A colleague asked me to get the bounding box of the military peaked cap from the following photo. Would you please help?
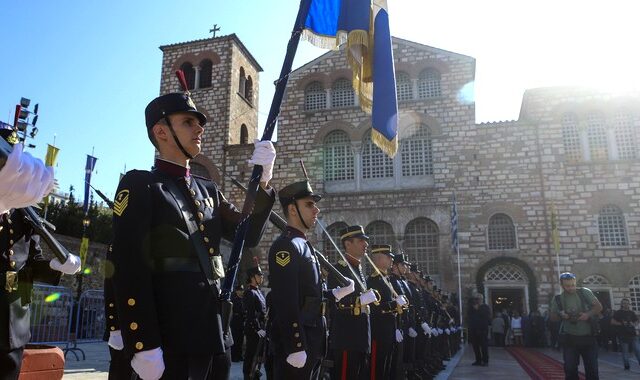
[278,180,321,207]
[393,253,410,265]
[145,92,207,129]
[339,225,369,241]
[370,244,393,258]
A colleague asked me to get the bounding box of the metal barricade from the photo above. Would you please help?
[65,289,105,360]
[29,284,74,346]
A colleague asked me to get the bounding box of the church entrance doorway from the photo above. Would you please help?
[489,288,525,315]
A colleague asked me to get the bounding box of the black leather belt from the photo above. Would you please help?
[154,257,202,272]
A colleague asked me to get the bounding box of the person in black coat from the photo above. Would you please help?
[230,284,245,362]
[468,293,491,366]
[1,136,81,380]
[110,92,276,380]
[327,225,377,380]
[242,260,267,380]
[267,180,355,380]
[367,245,406,380]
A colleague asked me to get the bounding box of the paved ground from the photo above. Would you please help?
[57,341,640,379]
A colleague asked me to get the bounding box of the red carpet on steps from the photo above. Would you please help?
[506,346,586,380]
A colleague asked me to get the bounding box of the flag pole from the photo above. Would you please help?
[454,192,463,340]
[221,0,314,302]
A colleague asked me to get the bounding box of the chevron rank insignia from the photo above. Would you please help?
[113,189,130,216]
[275,251,291,267]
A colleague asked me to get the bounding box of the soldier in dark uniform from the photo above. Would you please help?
[327,225,377,380]
[242,260,266,380]
[389,253,418,380]
[267,180,355,379]
[1,133,82,380]
[230,284,245,362]
[110,92,276,379]
[104,245,133,380]
[367,245,407,380]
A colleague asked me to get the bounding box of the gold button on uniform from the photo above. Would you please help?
[204,237,210,243]
[292,323,298,328]
[197,212,204,220]
[110,326,115,331]
[209,248,215,254]
[9,240,13,245]
[199,225,205,231]
[109,303,114,307]
[296,343,302,347]
[130,322,138,330]
[9,261,16,268]
[190,189,196,196]
[195,200,201,207]
[135,342,144,350]
[109,315,114,320]
[294,333,300,337]
[8,250,13,256]
[128,298,136,306]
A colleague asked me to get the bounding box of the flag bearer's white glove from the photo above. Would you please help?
[332,278,355,301]
[286,350,307,368]
[248,140,276,184]
[131,347,164,380]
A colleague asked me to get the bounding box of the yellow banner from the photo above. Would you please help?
[551,205,560,252]
[45,144,60,166]
[79,237,90,267]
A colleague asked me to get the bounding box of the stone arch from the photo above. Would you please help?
[312,120,359,145]
[475,257,538,312]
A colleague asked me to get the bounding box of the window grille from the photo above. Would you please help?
[614,112,637,159]
[323,130,354,181]
[587,113,608,160]
[365,221,396,250]
[396,72,413,101]
[305,81,326,111]
[418,68,441,98]
[404,218,439,274]
[598,205,627,247]
[361,132,394,179]
[488,214,517,250]
[630,275,640,311]
[484,264,527,283]
[562,113,582,161]
[400,124,433,176]
[331,78,354,108]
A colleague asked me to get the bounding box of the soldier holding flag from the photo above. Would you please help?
[110,90,276,379]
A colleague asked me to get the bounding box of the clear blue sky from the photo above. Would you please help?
[2,0,638,204]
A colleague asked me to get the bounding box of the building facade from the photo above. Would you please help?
[157,35,640,314]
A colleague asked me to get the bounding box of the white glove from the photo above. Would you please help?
[395,329,403,343]
[108,330,124,350]
[421,322,431,335]
[49,254,81,275]
[438,328,443,334]
[332,278,355,301]
[445,328,451,335]
[395,295,408,306]
[432,329,439,337]
[131,347,165,380]
[408,327,418,338]
[359,289,377,306]
[257,329,266,338]
[286,350,307,368]
[0,143,55,214]
[247,140,276,183]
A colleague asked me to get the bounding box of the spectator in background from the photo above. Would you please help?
[511,311,523,346]
[230,285,245,362]
[550,272,602,380]
[491,313,505,347]
[468,294,491,366]
[611,298,640,371]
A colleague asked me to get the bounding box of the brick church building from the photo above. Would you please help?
[155,34,640,315]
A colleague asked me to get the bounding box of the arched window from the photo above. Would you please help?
[396,71,412,101]
[240,124,249,144]
[562,113,581,161]
[587,113,608,161]
[488,214,516,250]
[324,130,354,181]
[418,68,441,99]
[361,131,394,179]
[305,81,326,111]
[180,62,196,90]
[484,264,528,283]
[598,205,627,247]
[365,221,396,250]
[245,76,254,104]
[400,123,433,176]
[239,67,247,95]
[581,274,611,287]
[323,222,348,262]
[199,59,213,88]
[630,275,640,311]
[404,218,439,274]
[331,78,354,108]
[614,112,637,159]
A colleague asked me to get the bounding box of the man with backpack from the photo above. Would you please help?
[550,272,603,380]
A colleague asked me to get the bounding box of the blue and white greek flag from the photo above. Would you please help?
[451,193,459,252]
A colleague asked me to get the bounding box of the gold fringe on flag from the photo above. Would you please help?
[371,128,398,158]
